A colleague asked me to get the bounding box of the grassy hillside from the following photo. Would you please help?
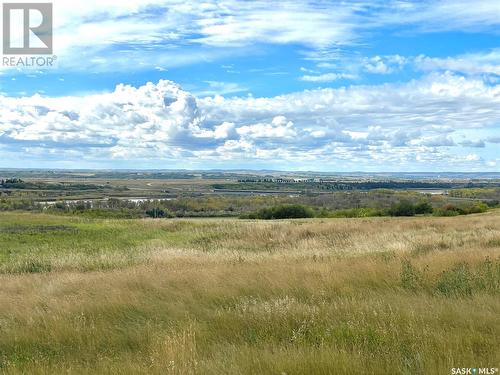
[0,211,499,374]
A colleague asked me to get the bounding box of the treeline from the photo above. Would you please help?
[0,178,24,185]
[218,180,500,192]
[0,192,498,219]
[0,198,239,219]
[0,179,113,191]
[241,200,494,220]
[448,188,500,202]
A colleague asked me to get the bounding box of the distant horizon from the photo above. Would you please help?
[1,167,500,176]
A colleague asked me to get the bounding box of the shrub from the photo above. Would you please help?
[145,208,173,218]
[485,200,499,208]
[400,260,424,291]
[474,257,500,293]
[436,263,473,297]
[434,202,489,216]
[414,201,433,215]
[329,207,384,218]
[433,203,461,216]
[245,204,315,220]
[389,201,416,217]
[464,202,488,214]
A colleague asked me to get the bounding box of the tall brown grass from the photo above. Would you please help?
[0,211,499,374]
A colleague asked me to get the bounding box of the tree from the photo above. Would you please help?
[414,201,433,215]
[389,201,416,216]
[145,207,166,218]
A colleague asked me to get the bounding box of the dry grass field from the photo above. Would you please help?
[0,211,499,374]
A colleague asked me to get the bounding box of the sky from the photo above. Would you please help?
[0,0,499,171]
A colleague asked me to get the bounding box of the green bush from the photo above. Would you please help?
[329,207,384,218]
[145,207,174,218]
[485,200,499,208]
[414,201,434,214]
[245,204,315,220]
[400,260,424,291]
[434,202,489,217]
[465,202,489,214]
[389,201,416,216]
[436,263,474,297]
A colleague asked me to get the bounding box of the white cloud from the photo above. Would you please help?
[300,72,356,82]
[236,116,297,139]
[3,0,499,73]
[414,49,500,76]
[1,0,361,73]
[363,55,407,75]
[212,122,235,139]
[1,73,499,170]
[487,137,500,144]
[460,139,486,148]
[193,1,357,48]
[466,153,481,161]
[371,0,500,33]
[301,50,498,82]
[195,81,248,96]
[416,135,455,148]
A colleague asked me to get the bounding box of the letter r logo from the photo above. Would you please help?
[3,3,53,54]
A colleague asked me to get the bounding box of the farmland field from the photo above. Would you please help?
[0,210,499,374]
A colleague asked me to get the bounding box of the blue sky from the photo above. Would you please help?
[0,0,499,171]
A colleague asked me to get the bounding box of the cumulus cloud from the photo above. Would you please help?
[1,73,499,170]
[236,116,297,139]
[1,80,203,159]
[415,135,455,148]
[363,55,407,75]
